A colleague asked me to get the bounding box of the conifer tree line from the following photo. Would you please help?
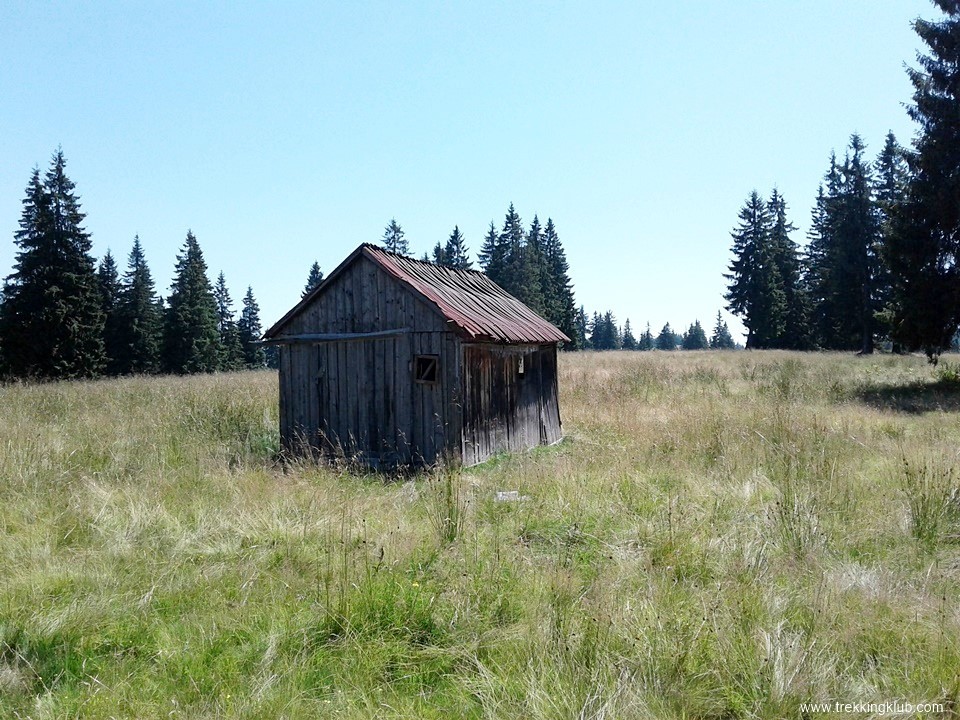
[578,310,735,351]
[0,150,267,380]
[726,2,960,360]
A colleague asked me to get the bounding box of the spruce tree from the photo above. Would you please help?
[494,203,544,312]
[804,169,839,348]
[541,218,578,345]
[767,190,810,349]
[724,191,786,348]
[0,152,105,379]
[478,221,506,283]
[527,215,553,314]
[806,137,882,352]
[117,235,162,374]
[163,231,221,374]
[443,226,472,269]
[873,132,907,342]
[381,218,410,255]
[603,311,621,349]
[840,135,883,353]
[710,311,736,349]
[303,261,323,297]
[588,311,620,350]
[517,217,546,314]
[622,319,638,350]
[97,250,125,375]
[238,286,266,368]
[214,272,244,371]
[656,323,677,350]
[682,320,709,350]
[886,2,960,359]
[588,311,602,349]
[431,241,447,266]
[575,306,591,350]
[639,323,655,351]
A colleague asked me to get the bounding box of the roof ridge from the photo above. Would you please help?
[362,243,489,277]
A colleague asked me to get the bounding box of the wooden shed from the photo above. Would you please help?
[262,243,569,467]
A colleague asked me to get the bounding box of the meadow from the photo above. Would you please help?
[1,351,959,719]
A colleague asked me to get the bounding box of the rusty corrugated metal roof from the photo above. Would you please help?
[362,244,569,344]
[264,243,569,344]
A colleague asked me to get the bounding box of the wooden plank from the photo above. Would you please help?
[397,331,411,463]
[412,331,424,463]
[382,274,395,457]
[279,347,290,453]
[423,332,437,464]
[443,334,460,464]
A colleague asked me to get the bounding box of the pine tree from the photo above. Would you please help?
[117,235,162,374]
[887,3,960,359]
[163,231,221,374]
[656,323,677,350]
[443,226,472,269]
[622,319,638,350]
[0,152,105,379]
[97,250,124,374]
[639,323,655,351]
[709,311,736,349]
[381,218,410,255]
[214,272,244,371]
[724,191,786,348]
[238,286,266,368]
[682,320,709,350]
[303,261,323,297]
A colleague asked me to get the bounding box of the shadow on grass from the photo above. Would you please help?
[853,378,960,413]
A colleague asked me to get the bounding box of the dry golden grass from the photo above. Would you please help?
[1,352,959,718]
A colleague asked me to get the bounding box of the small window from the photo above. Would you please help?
[414,355,439,384]
[518,355,525,376]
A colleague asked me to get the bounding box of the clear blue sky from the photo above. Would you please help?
[0,1,933,341]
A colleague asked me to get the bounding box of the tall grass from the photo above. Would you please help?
[2,354,960,718]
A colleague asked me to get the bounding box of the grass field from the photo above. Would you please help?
[2,351,959,719]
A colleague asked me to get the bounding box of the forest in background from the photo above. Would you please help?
[724,4,960,360]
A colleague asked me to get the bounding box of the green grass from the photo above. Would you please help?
[2,354,960,718]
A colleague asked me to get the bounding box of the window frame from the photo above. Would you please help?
[413,354,440,385]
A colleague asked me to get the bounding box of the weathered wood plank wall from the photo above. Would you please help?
[460,344,562,466]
